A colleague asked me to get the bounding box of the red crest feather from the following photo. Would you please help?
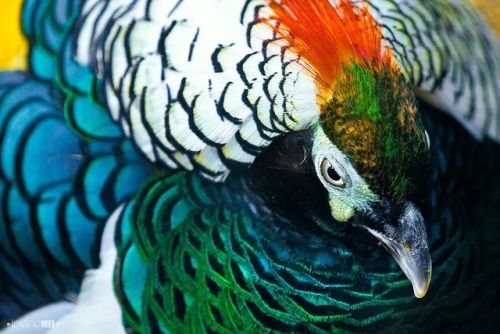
[267,0,396,104]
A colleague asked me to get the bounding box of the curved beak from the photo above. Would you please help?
[358,202,432,298]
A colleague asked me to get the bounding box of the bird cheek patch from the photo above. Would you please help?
[329,196,355,222]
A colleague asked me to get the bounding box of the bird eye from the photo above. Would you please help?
[321,158,345,188]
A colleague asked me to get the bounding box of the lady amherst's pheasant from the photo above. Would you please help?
[0,0,499,333]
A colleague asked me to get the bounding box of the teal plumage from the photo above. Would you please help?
[0,0,499,333]
[0,0,152,321]
[0,71,152,319]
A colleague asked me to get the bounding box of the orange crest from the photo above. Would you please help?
[267,0,395,103]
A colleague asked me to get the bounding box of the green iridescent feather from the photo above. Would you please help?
[114,106,500,333]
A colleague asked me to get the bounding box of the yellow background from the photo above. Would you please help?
[0,0,27,70]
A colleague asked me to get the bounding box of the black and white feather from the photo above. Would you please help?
[74,0,500,182]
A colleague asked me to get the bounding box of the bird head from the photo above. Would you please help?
[268,0,432,297]
[312,63,432,298]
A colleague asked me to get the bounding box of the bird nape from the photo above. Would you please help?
[0,0,499,333]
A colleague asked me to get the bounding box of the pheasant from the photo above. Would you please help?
[0,0,499,333]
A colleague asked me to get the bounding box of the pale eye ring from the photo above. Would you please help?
[321,158,345,188]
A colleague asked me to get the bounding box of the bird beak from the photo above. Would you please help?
[357,202,432,298]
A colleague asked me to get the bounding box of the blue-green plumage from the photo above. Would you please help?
[0,71,153,319]
[0,0,153,321]
[113,106,500,332]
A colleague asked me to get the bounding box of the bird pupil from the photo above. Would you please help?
[327,166,341,182]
